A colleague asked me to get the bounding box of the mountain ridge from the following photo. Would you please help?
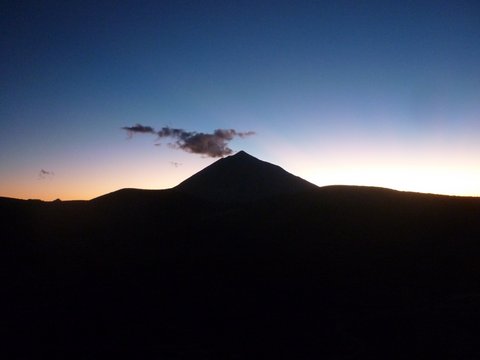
[2,151,478,202]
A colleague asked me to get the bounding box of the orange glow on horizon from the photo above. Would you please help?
[2,146,479,200]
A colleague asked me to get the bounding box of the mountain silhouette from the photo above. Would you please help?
[2,152,480,359]
[175,150,318,201]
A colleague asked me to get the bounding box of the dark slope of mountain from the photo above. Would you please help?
[91,187,176,203]
[175,150,318,201]
[2,156,480,359]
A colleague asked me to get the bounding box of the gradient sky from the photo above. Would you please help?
[1,0,479,200]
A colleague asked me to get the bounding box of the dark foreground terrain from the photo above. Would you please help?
[2,152,480,359]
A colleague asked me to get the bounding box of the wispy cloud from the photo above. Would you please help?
[170,161,182,168]
[38,169,54,179]
[122,124,255,157]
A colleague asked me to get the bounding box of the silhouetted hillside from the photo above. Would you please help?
[1,153,480,359]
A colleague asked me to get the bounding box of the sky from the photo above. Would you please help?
[1,0,479,200]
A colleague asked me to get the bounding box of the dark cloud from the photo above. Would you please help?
[159,127,255,157]
[157,127,189,138]
[38,169,54,179]
[122,124,156,137]
[122,124,255,157]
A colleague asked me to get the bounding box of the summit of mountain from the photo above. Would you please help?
[174,150,318,202]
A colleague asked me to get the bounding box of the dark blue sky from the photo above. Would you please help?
[1,0,479,199]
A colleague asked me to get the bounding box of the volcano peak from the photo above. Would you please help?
[175,151,317,202]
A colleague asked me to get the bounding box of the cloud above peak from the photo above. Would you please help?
[123,124,255,157]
